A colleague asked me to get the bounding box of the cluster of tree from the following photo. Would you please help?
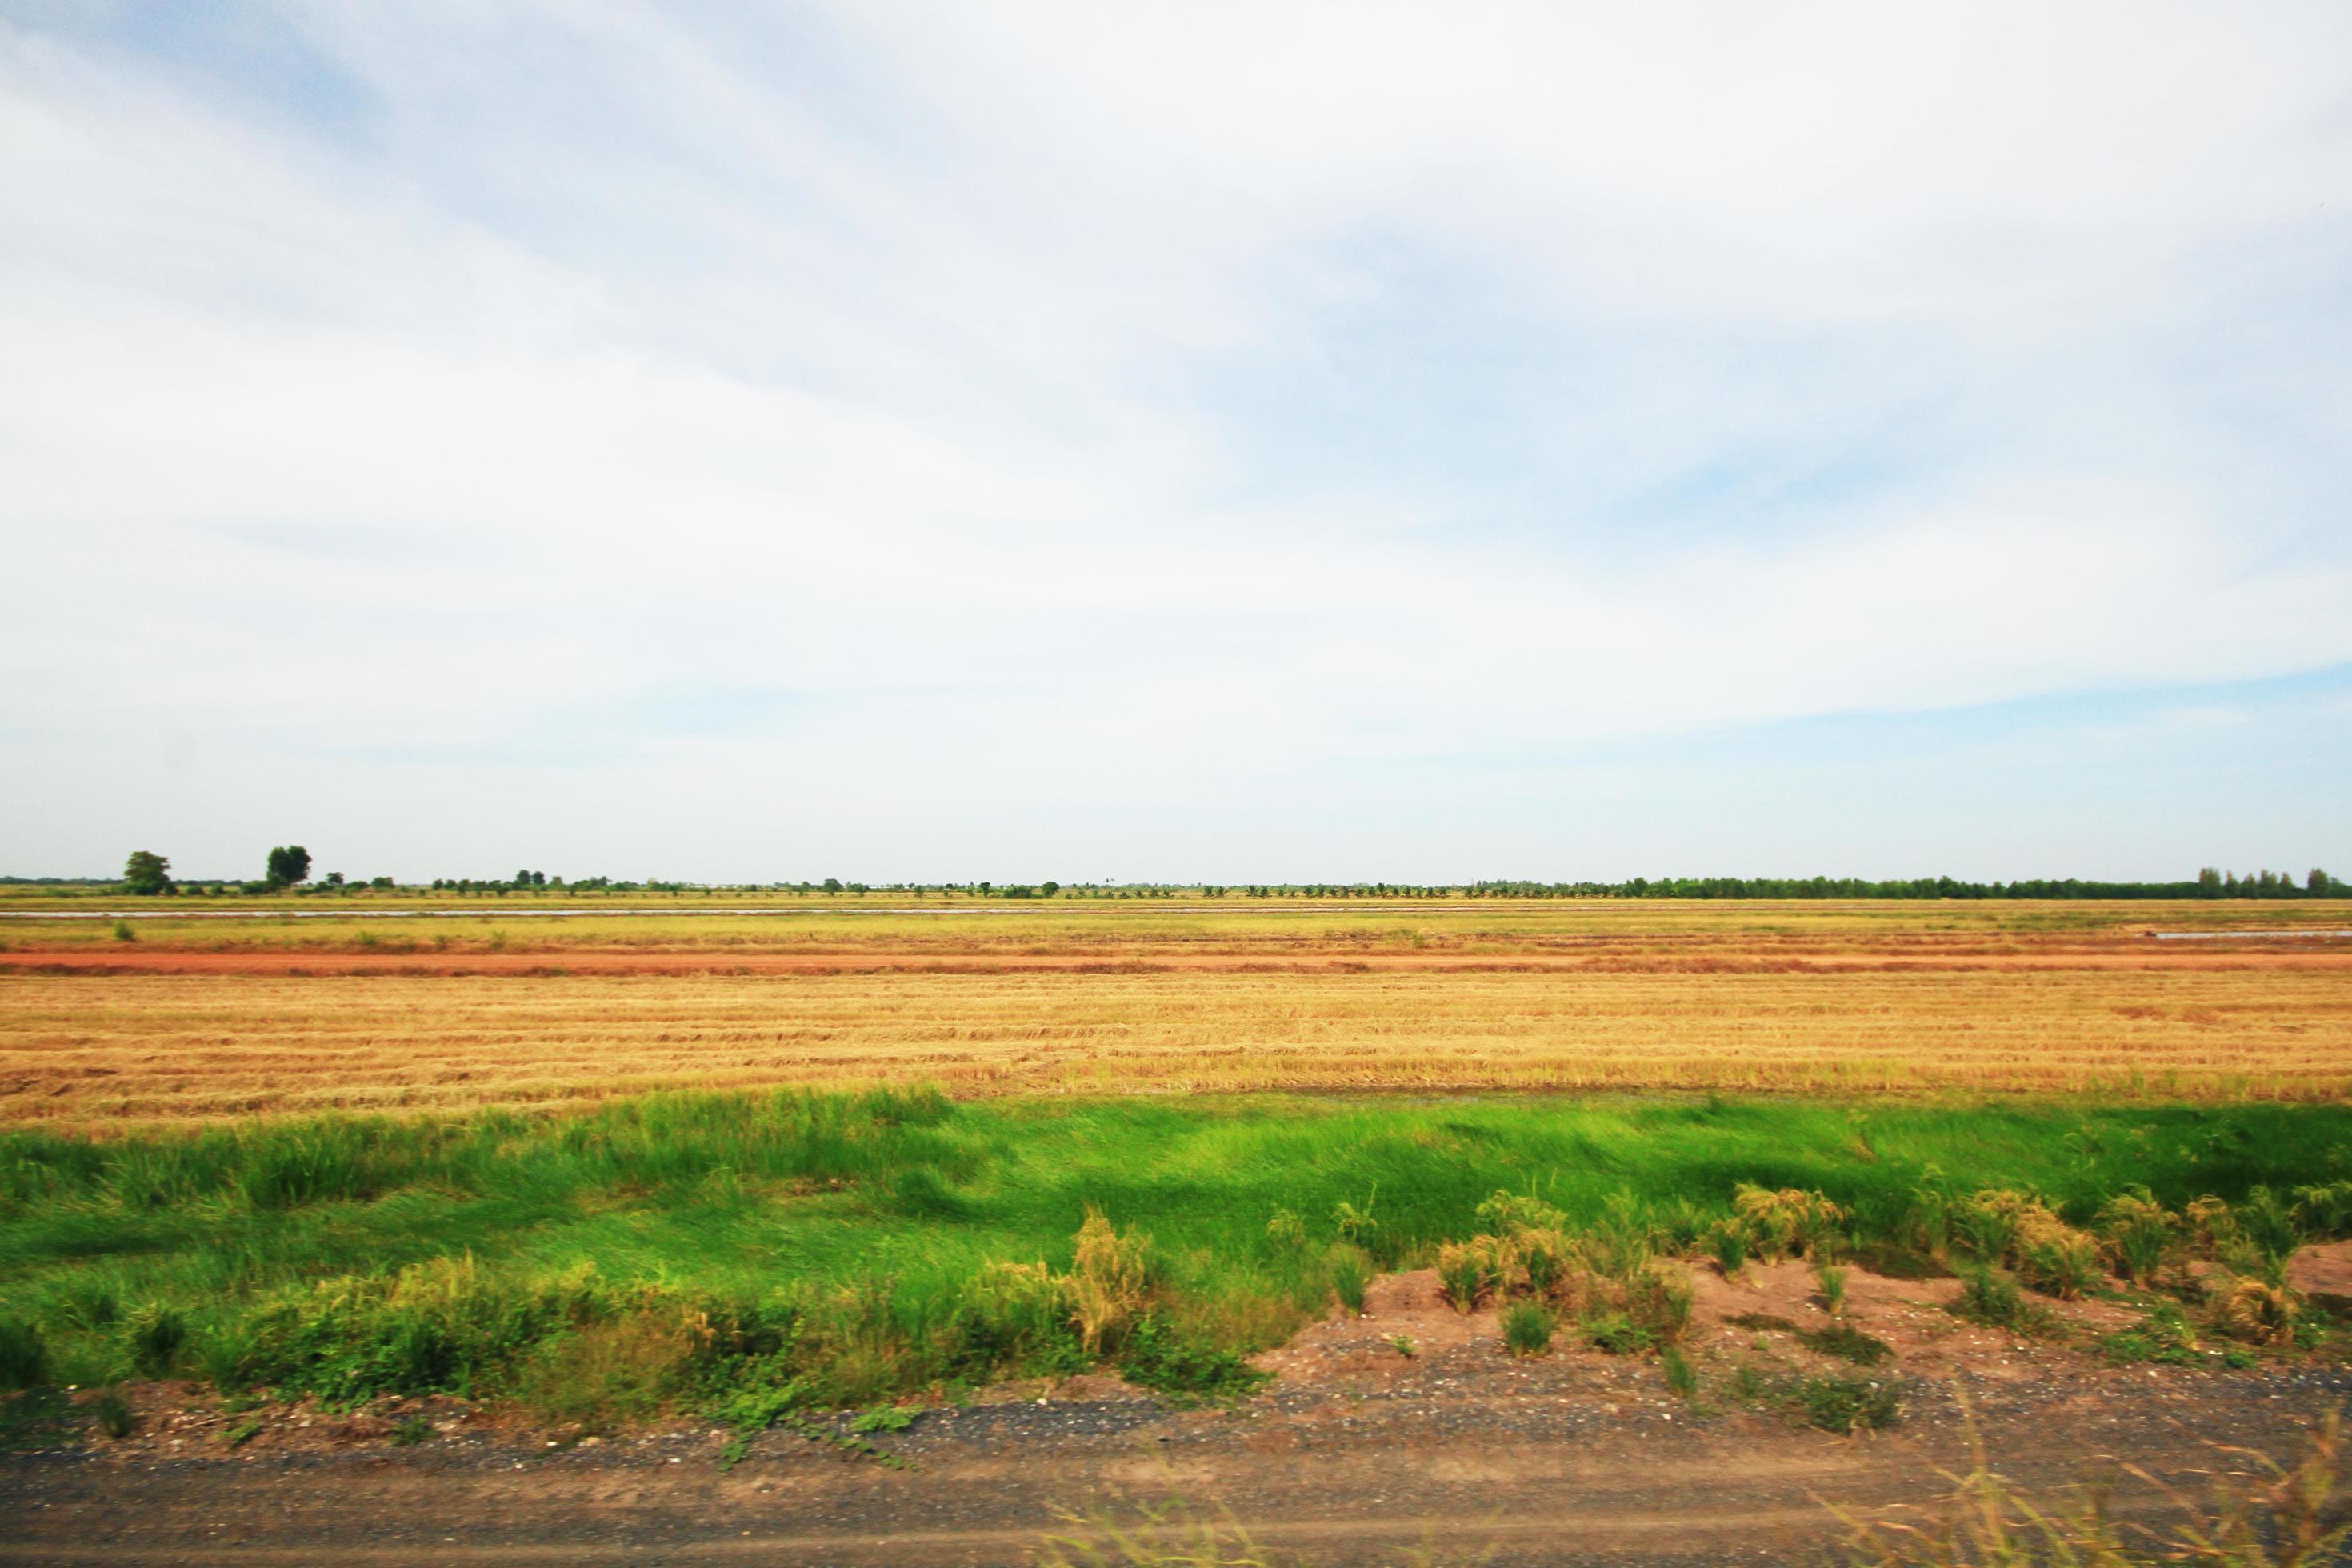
[430,872,563,894]
[2195,867,2342,898]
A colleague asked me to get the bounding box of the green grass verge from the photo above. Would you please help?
[1,1090,2345,1428]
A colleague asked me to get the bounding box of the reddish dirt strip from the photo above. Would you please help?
[5,945,2350,978]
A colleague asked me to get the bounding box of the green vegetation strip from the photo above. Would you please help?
[1,1091,2346,1429]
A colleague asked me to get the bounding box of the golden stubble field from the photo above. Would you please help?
[2,899,2347,1122]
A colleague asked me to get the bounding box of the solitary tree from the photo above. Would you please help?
[122,850,173,896]
[266,845,311,889]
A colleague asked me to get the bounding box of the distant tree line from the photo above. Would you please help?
[62,857,2352,901]
[1462,869,2346,899]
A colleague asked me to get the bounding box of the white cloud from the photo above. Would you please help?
[2,4,2349,877]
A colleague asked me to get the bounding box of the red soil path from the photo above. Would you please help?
[5,945,2348,978]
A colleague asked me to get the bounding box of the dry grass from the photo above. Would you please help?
[3,936,2347,1122]
[6,895,2350,957]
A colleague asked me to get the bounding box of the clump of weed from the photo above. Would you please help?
[1116,1318,1268,1404]
[1814,1262,1850,1316]
[126,1304,189,1378]
[2098,1187,2178,1286]
[1580,1310,1654,1357]
[946,1261,1085,1380]
[1625,1262,1694,1346]
[1435,1234,1509,1313]
[1388,1334,1416,1359]
[1734,1185,1848,1262]
[1661,1345,1698,1401]
[1728,1311,1891,1366]
[1067,1210,1150,1354]
[390,1414,432,1446]
[112,920,137,942]
[1790,1374,1900,1434]
[1950,1267,2059,1337]
[1801,1322,1894,1367]
[1502,1301,1556,1358]
[512,1313,695,1430]
[1331,1250,1369,1317]
[2102,1302,2200,1366]
[2237,1186,2302,1267]
[1957,1190,2105,1299]
[2184,1194,2238,1257]
[1262,1209,1306,1250]
[230,1255,606,1404]
[90,1390,134,1440]
[1706,1222,1749,1280]
[2293,1180,2352,1238]
[2209,1277,2299,1347]
[0,1320,46,1390]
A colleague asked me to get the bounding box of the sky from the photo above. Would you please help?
[3,2,2349,885]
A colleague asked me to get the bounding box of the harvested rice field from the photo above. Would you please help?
[5,899,2347,1122]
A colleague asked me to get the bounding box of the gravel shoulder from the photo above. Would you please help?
[6,1253,2349,1566]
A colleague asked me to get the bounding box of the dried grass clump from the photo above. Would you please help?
[1734,1184,1848,1262]
[1960,1190,2106,1299]
[1440,1190,1597,1311]
[2096,1187,2178,1286]
[2184,1195,2238,1256]
[2209,1276,2300,1347]
[1624,1261,1694,1346]
[1067,1209,1151,1354]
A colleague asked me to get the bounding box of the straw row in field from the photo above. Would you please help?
[5,965,2346,1122]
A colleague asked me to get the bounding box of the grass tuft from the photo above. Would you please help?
[0,1320,47,1390]
[1502,1301,1556,1358]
